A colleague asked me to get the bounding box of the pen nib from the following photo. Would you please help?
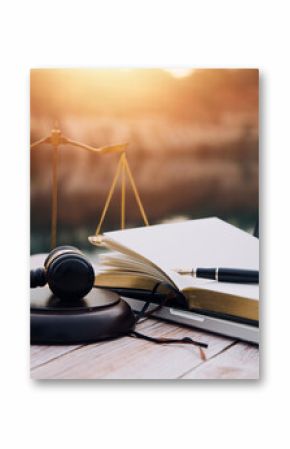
[174,268,194,275]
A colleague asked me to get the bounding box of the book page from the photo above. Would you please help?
[99,217,259,300]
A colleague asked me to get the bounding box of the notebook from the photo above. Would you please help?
[89,217,259,321]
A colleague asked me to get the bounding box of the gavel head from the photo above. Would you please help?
[39,246,95,301]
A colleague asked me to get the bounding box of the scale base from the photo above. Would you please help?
[30,286,136,344]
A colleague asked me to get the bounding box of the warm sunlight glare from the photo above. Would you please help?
[165,68,194,78]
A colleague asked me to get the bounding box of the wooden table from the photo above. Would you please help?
[31,254,259,379]
[31,317,259,379]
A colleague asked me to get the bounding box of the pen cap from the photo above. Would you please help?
[217,268,259,283]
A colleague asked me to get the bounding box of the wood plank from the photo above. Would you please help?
[30,316,157,373]
[31,319,234,379]
[181,341,259,379]
[30,345,82,369]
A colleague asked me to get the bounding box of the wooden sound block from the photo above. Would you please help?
[31,285,136,344]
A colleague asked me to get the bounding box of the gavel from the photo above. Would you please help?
[30,246,95,301]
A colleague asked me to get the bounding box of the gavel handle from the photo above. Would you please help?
[30,268,47,288]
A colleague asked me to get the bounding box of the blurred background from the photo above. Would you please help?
[30,68,259,254]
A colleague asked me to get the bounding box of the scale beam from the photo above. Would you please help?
[30,124,148,248]
[30,136,50,149]
[62,137,128,154]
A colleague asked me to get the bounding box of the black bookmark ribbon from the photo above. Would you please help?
[128,281,208,356]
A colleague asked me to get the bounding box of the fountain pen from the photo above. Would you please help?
[176,267,259,283]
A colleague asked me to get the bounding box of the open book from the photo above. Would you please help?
[89,218,259,322]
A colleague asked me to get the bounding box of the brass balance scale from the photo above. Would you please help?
[30,123,149,248]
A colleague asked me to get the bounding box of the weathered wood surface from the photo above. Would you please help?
[31,318,259,379]
[181,341,259,379]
